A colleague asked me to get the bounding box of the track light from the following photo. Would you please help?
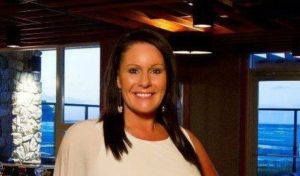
[292,38,300,58]
[169,32,213,55]
[29,51,42,73]
[5,25,21,48]
[192,0,214,28]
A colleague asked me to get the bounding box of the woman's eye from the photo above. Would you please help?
[152,68,162,74]
[128,68,138,74]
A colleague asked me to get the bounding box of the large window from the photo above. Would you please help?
[249,52,300,175]
[258,81,300,175]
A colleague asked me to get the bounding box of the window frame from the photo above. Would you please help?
[248,59,300,175]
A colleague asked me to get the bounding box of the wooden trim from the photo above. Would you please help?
[182,81,191,129]
[55,47,65,155]
[239,53,249,176]
[177,80,191,129]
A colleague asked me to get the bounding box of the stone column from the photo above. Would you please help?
[0,51,42,164]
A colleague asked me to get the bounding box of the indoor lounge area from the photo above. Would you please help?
[0,0,300,175]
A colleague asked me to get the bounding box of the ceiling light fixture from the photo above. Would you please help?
[5,25,21,48]
[192,0,214,28]
[29,51,42,73]
[292,38,300,58]
[169,32,213,55]
[173,50,212,55]
[219,14,229,18]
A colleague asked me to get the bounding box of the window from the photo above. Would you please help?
[258,81,300,175]
[248,52,300,175]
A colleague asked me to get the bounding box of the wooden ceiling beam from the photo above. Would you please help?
[38,0,183,10]
[13,1,123,30]
[158,3,191,17]
[272,19,295,30]
[0,14,38,25]
[105,9,194,32]
[16,10,62,19]
[136,7,205,32]
[20,15,83,24]
[20,32,120,46]
[21,29,118,40]
[21,25,114,35]
[20,23,104,32]
[70,11,142,29]
[214,3,263,32]
[213,23,235,34]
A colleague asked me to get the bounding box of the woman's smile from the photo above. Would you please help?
[134,92,154,98]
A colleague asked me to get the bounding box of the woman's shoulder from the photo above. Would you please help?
[68,119,101,130]
[64,119,103,141]
[180,127,195,147]
[180,127,203,151]
[180,127,219,176]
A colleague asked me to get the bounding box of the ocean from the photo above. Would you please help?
[258,124,300,175]
[41,122,54,158]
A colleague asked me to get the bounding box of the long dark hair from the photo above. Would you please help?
[100,28,202,174]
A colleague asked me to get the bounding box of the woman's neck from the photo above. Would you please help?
[124,110,157,133]
[123,108,168,140]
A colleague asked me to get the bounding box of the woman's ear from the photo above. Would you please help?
[117,75,121,89]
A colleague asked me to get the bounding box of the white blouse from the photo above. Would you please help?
[54,120,201,176]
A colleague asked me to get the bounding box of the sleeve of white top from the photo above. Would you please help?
[53,123,86,176]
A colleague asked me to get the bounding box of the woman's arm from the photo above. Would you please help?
[186,130,219,176]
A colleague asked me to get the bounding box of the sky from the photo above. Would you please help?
[259,81,300,124]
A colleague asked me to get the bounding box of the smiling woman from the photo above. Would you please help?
[54,29,218,176]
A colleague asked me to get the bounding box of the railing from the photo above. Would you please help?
[42,102,100,120]
[258,108,300,172]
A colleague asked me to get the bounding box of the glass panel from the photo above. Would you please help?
[64,106,85,123]
[297,111,300,158]
[259,81,300,109]
[41,49,56,160]
[257,81,300,174]
[64,46,100,122]
[88,107,100,120]
[41,50,57,102]
[296,158,300,171]
[41,104,54,157]
[257,156,292,176]
[258,110,294,156]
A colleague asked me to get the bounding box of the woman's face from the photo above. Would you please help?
[117,42,167,117]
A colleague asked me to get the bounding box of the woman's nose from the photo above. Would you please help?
[138,73,151,88]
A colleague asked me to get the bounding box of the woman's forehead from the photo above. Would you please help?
[120,42,164,64]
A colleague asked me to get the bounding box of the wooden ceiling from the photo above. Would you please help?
[0,0,299,48]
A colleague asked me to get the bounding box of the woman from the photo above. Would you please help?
[54,29,218,176]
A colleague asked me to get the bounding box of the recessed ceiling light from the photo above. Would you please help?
[220,14,229,18]
[173,50,212,55]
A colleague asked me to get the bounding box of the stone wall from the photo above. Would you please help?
[0,51,42,164]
